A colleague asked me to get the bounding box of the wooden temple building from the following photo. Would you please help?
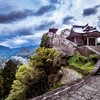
[67,24,100,46]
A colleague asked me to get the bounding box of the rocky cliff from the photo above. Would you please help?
[40,32,77,57]
[30,30,100,100]
[40,31,100,58]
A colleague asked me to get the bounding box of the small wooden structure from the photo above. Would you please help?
[67,24,100,46]
[49,28,58,34]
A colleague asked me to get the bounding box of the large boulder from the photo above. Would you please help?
[77,46,100,57]
[59,67,82,84]
[49,34,77,57]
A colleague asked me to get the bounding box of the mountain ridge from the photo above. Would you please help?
[0,45,38,62]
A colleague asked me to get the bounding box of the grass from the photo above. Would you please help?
[67,53,96,76]
[49,82,62,91]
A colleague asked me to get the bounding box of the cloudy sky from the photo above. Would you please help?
[0,0,100,48]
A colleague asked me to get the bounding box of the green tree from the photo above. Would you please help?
[2,60,17,98]
[0,70,4,100]
[40,33,50,48]
[6,64,44,100]
[6,47,61,100]
[28,47,61,97]
[30,47,61,75]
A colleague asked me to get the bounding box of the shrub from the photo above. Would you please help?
[89,54,100,63]
[0,74,4,100]
[68,53,95,75]
[40,33,50,48]
[2,60,17,99]
[30,47,61,75]
[6,64,43,100]
[49,82,62,91]
[6,47,61,100]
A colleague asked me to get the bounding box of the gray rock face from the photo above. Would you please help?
[59,67,82,84]
[91,60,100,75]
[47,32,100,58]
[77,46,100,57]
[31,76,100,100]
[48,33,77,57]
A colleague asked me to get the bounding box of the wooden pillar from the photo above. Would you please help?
[95,38,97,46]
[87,38,89,46]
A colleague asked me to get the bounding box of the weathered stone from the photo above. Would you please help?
[31,76,100,100]
[83,85,97,92]
[91,60,100,75]
[77,46,100,57]
[68,97,77,100]
[60,67,82,84]
[47,33,77,57]
[71,94,86,100]
[92,95,100,100]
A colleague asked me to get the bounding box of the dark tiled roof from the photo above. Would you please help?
[49,28,58,33]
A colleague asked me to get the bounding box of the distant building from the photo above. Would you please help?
[49,28,58,34]
[67,24,100,46]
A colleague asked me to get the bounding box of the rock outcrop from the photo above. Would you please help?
[40,32,100,58]
[59,67,82,84]
[47,33,77,57]
[77,46,100,57]
[31,75,100,100]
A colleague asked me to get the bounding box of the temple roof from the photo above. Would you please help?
[67,24,100,39]
[71,24,97,33]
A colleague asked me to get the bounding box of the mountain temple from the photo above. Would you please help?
[67,24,100,46]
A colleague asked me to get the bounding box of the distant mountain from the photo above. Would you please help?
[0,45,38,62]
[0,45,10,50]
[15,45,38,58]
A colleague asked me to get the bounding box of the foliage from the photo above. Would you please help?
[6,64,44,100]
[2,60,17,99]
[0,73,4,100]
[68,53,95,75]
[40,33,50,48]
[0,68,3,74]
[89,54,100,63]
[5,80,27,100]
[30,47,61,75]
[26,76,48,97]
[49,82,62,91]
[28,47,61,96]
[6,47,61,99]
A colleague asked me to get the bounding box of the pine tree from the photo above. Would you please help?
[6,47,61,100]
[2,60,17,98]
[0,71,3,100]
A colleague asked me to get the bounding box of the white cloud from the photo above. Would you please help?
[0,30,47,48]
[0,36,28,47]
[0,0,100,47]
[11,56,28,64]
